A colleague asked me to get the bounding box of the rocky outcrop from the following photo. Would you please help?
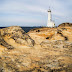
[58,22,72,27]
[0,26,35,47]
[28,28,57,44]
[0,25,72,72]
[28,24,72,44]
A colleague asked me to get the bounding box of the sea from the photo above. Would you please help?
[0,27,41,33]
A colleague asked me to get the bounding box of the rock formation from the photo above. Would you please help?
[0,26,35,47]
[0,23,72,72]
[58,22,72,28]
[28,23,72,43]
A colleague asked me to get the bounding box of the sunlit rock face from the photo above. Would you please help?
[0,23,72,72]
[58,23,72,28]
[28,23,72,44]
[40,40,72,48]
[0,26,35,48]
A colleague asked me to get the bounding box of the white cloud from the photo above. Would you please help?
[0,0,47,14]
[0,16,42,23]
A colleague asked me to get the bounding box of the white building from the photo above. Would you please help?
[47,9,55,27]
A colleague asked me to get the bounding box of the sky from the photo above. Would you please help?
[0,0,72,27]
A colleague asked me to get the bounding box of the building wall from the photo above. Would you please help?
[47,21,55,27]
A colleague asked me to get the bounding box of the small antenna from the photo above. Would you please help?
[49,6,50,9]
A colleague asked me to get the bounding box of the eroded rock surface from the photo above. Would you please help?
[58,23,72,27]
[0,26,35,47]
[0,40,72,72]
[28,23,72,44]
[0,24,72,72]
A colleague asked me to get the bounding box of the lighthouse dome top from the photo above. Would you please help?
[48,9,51,12]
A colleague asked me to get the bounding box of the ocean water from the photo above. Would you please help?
[0,27,41,32]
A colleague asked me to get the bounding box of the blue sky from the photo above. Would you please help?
[0,0,72,27]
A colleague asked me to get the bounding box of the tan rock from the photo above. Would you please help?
[0,24,72,72]
[0,26,35,47]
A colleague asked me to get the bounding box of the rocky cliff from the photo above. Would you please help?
[0,23,72,72]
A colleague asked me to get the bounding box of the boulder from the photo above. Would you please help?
[0,26,35,47]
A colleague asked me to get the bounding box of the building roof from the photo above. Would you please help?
[48,9,51,12]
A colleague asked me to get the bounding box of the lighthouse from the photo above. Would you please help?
[47,9,55,27]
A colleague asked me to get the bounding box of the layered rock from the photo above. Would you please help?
[0,35,14,49]
[28,24,72,44]
[28,28,57,44]
[40,40,72,48]
[58,22,72,28]
[0,40,72,72]
[0,24,72,72]
[0,26,35,48]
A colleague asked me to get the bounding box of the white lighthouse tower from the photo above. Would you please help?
[47,9,55,27]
